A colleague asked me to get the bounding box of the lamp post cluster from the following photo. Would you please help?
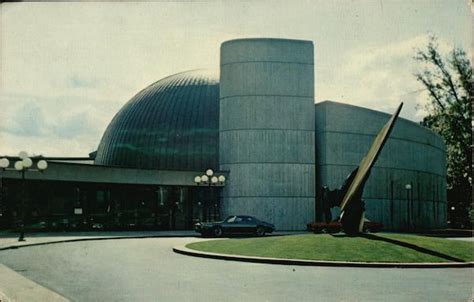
[0,151,48,241]
[194,169,226,186]
[194,169,226,222]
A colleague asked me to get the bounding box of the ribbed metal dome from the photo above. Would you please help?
[94,69,219,170]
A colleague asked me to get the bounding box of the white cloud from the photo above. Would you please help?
[317,35,462,121]
[1,101,46,137]
[0,131,98,158]
[0,93,117,156]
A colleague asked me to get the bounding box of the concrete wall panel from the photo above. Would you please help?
[220,96,314,131]
[220,63,314,98]
[220,130,314,164]
[220,163,315,198]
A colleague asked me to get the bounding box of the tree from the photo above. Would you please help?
[414,35,472,228]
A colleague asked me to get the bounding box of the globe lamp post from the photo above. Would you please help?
[0,152,48,241]
[194,169,226,221]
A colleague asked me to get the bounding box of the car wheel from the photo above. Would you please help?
[256,226,265,237]
[213,226,223,237]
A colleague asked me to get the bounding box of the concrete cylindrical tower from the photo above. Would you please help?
[219,38,315,230]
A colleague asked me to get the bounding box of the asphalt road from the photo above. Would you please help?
[0,237,472,302]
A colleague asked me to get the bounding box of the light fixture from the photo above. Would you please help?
[37,160,48,171]
[14,161,23,171]
[194,169,225,186]
[22,157,33,168]
[0,158,9,169]
[18,151,28,159]
[405,184,412,190]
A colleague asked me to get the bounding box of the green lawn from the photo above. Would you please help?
[186,233,474,263]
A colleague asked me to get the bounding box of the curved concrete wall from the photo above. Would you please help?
[315,101,447,230]
[219,38,315,230]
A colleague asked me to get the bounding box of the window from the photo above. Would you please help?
[225,216,236,223]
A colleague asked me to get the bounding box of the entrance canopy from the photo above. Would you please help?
[1,160,227,187]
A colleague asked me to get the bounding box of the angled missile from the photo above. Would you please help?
[339,102,404,234]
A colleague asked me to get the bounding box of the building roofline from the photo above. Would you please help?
[315,100,446,144]
[221,37,313,46]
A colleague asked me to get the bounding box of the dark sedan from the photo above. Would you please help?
[194,215,275,237]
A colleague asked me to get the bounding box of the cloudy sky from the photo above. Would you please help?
[0,1,471,157]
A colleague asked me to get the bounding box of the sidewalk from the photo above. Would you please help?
[0,230,197,250]
[0,264,68,302]
[0,230,305,251]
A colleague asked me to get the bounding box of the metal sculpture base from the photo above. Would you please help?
[340,200,365,235]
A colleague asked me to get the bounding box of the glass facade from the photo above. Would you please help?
[0,178,221,232]
[94,69,220,171]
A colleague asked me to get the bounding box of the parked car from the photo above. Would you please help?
[307,219,383,234]
[194,215,275,237]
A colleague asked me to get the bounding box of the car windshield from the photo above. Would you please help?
[225,216,237,223]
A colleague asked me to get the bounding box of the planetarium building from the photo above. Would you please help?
[0,38,447,231]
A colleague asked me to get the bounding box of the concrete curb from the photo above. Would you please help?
[173,245,474,269]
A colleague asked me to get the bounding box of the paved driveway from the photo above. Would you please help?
[0,237,472,302]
